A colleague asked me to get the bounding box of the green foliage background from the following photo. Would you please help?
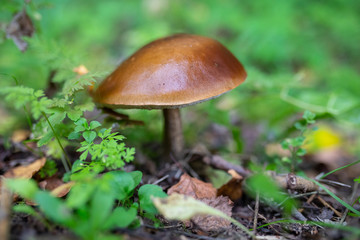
[1,0,360,152]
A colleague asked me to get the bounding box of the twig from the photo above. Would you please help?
[340,181,359,224]
[274,173,319,192]
[0,183,12,240]
[318,179,351,189]
[291,207,307,221]
[202,155,250,177]
[290,191,319,199]
[253,191,260,237]
[171,154,200,179]
[152,175,169,185]
[306,193,317,204]
[247,205,291,238]
[317,196,342,217]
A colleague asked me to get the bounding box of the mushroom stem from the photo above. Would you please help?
[163,108,184,160]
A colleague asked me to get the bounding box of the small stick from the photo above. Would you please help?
[0,183,12,240]
[317,196,342,217]
[307,193,317,204]
[203,155,250,177]
[152,175,169,185]
[340,181,359,224]
[274,173,319,192]
[253,191,260,237]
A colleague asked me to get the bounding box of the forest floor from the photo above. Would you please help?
[1,131,360,240]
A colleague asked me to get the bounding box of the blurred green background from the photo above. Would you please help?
[1,0,360,157]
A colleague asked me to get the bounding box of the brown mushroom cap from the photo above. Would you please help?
[93,34,247,109]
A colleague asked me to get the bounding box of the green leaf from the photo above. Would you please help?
[79,149,89,161]
[89,121,101,130]
[102,207,137,229]
[48,111,66,127]
[75,118,87,126]
[68,131,81,140]
[281,157,291,163]
[246,173,295,214]
[296,148,307,156]
[5,179,39,199]
[34,191,72,224]
[90,188,115,229]
[66,183,96,208]
[130,171,143,187]
[281,139,290,150]
[294,122,305,131]
[67,109,83,121]
[289,136,305,147]
[75,125,86,132]
[138,184,167,214]
[75,101,95,112]
[13,204,37,216]
[38,160,58,178]
[38,131,54,146]
[71,160,83,172]
[103,171,136,201]
[303,110,316,124]
[83,131,96,143]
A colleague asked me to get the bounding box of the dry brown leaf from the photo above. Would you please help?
[23,181,74,206]
[38,177,74,197]
[167,174,234,232]
[11,130,30,143]
[192,196,233,232]
[3,157,46,179]
[38,177,64,191]
[50,182,74,198]
[167,173,217,199]
[217,169,243,201]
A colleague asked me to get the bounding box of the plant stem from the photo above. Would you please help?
[23,106,33,129]
[42,112,71,172]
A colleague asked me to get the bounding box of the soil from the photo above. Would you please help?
[1,136,360,240]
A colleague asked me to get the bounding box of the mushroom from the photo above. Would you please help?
[92,34,246,160]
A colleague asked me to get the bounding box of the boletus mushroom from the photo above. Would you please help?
[92,34,246,160]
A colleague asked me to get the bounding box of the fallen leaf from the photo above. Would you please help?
[38,177,63,191]
[191,196,233,231]
[11,129,30,143]
[167,173,217,199]
[0,157,46,202]
[153,193,253,237]
[23,181,74,206]
[167,174,236,232]
[3,157,46,179]
[6,9,34,52]
[38,177,73,197]
[153,193,227,221]
[217,169,243,201]
[50,181,74,198]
